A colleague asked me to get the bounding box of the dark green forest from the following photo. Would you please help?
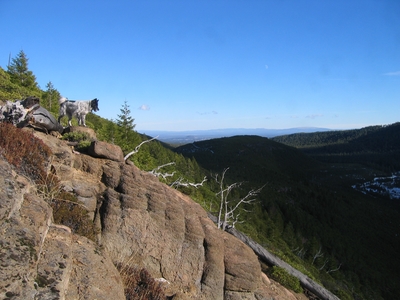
[175,133,400,300]
[2,51,400,299]
[272,124,400,173]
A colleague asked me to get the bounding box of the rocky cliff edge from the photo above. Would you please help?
[0,128,306,300]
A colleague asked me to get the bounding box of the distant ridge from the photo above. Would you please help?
[139,127,331,144]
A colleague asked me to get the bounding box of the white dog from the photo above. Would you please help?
[58,97,99,127]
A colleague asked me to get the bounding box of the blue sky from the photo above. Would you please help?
[1,0,399,132]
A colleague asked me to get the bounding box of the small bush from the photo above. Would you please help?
[61,131,90,142]
[269,266,303,293]
[51,191,99,241]
[0,122,52,183]
[61,131,92,152]
[116,263,166,300]
[77,140,92,151]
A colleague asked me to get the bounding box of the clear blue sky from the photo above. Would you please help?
[1,0,399,132]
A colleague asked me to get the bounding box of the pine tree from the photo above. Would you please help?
[45,81,55,111]
[116,101,139,152]
[7,50,38,89]
[41,81,60,114]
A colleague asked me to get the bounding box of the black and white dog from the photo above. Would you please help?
[58,97,99,127]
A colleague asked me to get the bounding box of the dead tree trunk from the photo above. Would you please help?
[213,167,263,230]
[226,227,340,300]
[207,213,340,300]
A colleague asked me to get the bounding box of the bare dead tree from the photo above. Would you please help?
[230,212,244,228]
[214,168,238,230]
[327,263,342,274]
[297,247,306,259]
[170,176,207,189]
[319,258,329,271]
[149,162,176,180]
[148,160,207,189]
[124,136,159,161]
[312,246,324,265]
[214,168,264,230]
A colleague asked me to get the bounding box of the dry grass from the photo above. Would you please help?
[0,122,52,183]
[0,122,98,241]
[115,262,167,300]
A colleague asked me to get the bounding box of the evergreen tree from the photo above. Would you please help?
[7,50,38,89]
[45,81,55,111]
[41,81,60,115]
[116,101,139,152]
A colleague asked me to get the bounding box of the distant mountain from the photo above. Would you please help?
[272,122,400,171]
[139,127,331,144]
[271,123,400,149]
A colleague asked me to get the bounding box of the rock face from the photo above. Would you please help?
[0,158,125,300]
[0,129,307,300]
[98,164,263,299]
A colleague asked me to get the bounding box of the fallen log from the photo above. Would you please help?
[207,213,340,300]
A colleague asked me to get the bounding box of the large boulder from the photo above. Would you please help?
[88,140,124,162]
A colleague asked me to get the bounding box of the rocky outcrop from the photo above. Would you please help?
[1,128,308,299]
[0,158,125,300]
[98,163,264,299]
[88,140,124,162]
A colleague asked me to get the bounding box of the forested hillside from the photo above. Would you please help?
[272,123,400,171]
[175,134,400,300]
[2,51,400,299]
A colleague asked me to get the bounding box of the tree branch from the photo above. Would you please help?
[170,176,207,189]
[149,162,176,180]
[327,263,342,274]
[319,259,329,271]
[214,167,264,230]
[124,136,158,161]
[312,246,324,265]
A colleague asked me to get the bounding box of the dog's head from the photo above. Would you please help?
[91,98,99,112]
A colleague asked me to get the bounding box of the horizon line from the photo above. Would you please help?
[136,125,367,133]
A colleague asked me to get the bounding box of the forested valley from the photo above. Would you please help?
[175,129,400,300]
[2,51,400,299]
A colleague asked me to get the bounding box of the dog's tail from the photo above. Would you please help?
[58,96,68,104]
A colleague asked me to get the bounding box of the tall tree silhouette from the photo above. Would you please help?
[7,50,38,89]
[116,101,137,152]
